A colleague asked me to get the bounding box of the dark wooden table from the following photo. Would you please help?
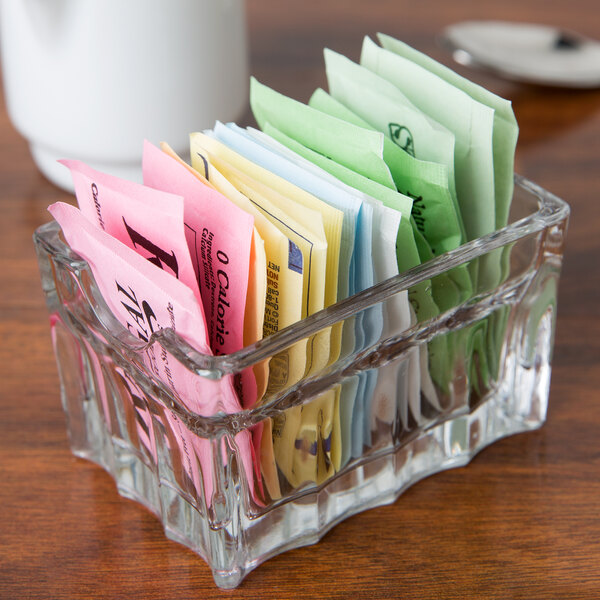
[1,1,599,598]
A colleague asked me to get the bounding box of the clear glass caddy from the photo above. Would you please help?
[34,175,569,589]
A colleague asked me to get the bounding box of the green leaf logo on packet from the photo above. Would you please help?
[388,123,415,156]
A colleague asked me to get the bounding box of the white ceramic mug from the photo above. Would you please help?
[0,0,248,190]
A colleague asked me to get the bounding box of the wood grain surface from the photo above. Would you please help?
[1,1,599,598]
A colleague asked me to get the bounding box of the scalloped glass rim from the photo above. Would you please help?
[34,174,569,420]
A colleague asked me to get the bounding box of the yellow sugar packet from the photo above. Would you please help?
[160,143,270,403]
[191,134,331,490]
[291,388,341,487]
[196,146,335,487]
[192,132,330,378]
[189,139,306,388]
[193,132,344,368]
[188,143,302,500]
[222,169,341,487]
[198,150,330,487]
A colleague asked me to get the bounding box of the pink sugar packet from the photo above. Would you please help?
[60,158,203,308]
[50,312,155,463]
[48,202,256,504]
[142,141,257,408]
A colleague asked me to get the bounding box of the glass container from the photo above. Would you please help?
[34,175,569,589]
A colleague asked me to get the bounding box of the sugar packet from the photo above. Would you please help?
[48,202,257,504]
[142,141,258,408]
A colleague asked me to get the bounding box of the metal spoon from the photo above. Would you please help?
[441,20,600,88]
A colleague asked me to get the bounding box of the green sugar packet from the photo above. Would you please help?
[376,34,519,390]
[361,36,495,244]
[250,77,396,191]
[377,33,518,232]
[308,87,473,308]
[309,86,462,256]
[250,78,411,214]
[322,47,464,243]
